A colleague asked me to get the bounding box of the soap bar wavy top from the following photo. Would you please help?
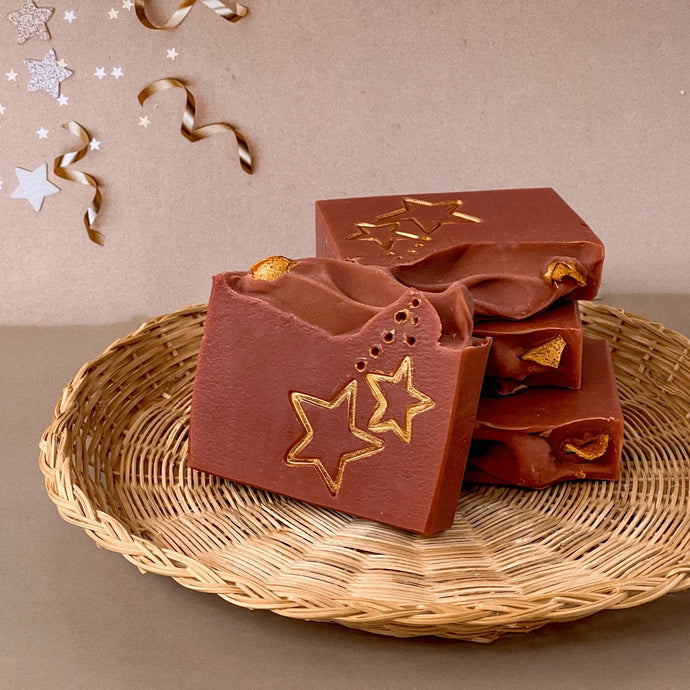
[316,187,604,320]
[189,258,491,535]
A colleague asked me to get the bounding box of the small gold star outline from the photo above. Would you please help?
[366,355,435,443]
[286,380,384,495]
[347,196,481,254]
[346,221,401,252]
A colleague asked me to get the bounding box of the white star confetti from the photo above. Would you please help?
[108,7,119,19]
[94,67,106,80]
[122,0,133,9]
[111,67,123,79]
[89,138,101,151]
[11,163,59,211]
[166,48,178,61]
[63,10,75,23]
[6,70,19,82]
[7,1,53,45]
[36,126,49,139]
[0,104,5,115]
[57,94,69,106]
[0,181,3,190]
[25,49,72,99]
[138,115,151,128]
[56,58,68,68]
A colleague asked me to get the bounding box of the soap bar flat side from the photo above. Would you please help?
[466,337,623,489]
[473,301,583,394]
[189,259,491,534]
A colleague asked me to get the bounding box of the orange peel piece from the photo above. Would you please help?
[519,335,567,369]
[544,260,587,287]
[562,434,610,460]
[250,256,296,281]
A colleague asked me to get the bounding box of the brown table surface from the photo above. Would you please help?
[2,295,689,690]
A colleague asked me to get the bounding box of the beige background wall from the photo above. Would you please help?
[1,0,688,325]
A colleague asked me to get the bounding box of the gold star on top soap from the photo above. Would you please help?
[316,188,605,320]
[189,257,491,534]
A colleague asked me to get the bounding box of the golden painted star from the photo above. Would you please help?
[7,1,53,45]
[346,221,401,252]
[377,197,482,237]
[286,380,384,495]
[366,355,435,443]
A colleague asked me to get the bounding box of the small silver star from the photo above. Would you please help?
[107,7,119,19]
[138,115,151,128]
[94,67,106,80]
[63,10,75,23]
[11,163,59,211]
[89,138,100,151]
[166,48,178,61]
[57,94,68,106]
[7,1,53,45]
[36,126,49,138]
[25,49,72,99]
[6,69,19,82]
[110,67,123,79]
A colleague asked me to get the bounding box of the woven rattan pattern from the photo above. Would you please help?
[39,302,690,641]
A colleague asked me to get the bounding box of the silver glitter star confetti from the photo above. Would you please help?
[7,1,53,45]
[24,49,72,99]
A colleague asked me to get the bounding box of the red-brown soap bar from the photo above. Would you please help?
[473,302,583,395]
[315,188,604,320]
[466,338,623,489]
[189,258,491,535]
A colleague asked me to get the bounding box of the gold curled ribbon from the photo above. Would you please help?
[53,121,104,246]
[134,0,247,30]
[138,78,253,175]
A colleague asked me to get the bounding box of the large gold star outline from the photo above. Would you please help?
[347,197,481,254]
[366,355,435,443]
[378,196,482,234]
[286,380,384,495]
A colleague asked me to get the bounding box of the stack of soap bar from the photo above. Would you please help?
[315,188,623,491]
[189,257,491,535]
[466,338,624,489]
[315,187,604,320]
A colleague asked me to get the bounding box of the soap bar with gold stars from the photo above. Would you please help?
[315,188,604,321]
[466,338,623,489]
[473,301,584,395]
[189,257,491,535]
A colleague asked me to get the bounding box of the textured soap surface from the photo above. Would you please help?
[189,258,490,534]
[316,187,604,320]
[466,337,623,489]
[473,301,583,395]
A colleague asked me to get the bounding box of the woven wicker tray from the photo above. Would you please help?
[39,302,690,642]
